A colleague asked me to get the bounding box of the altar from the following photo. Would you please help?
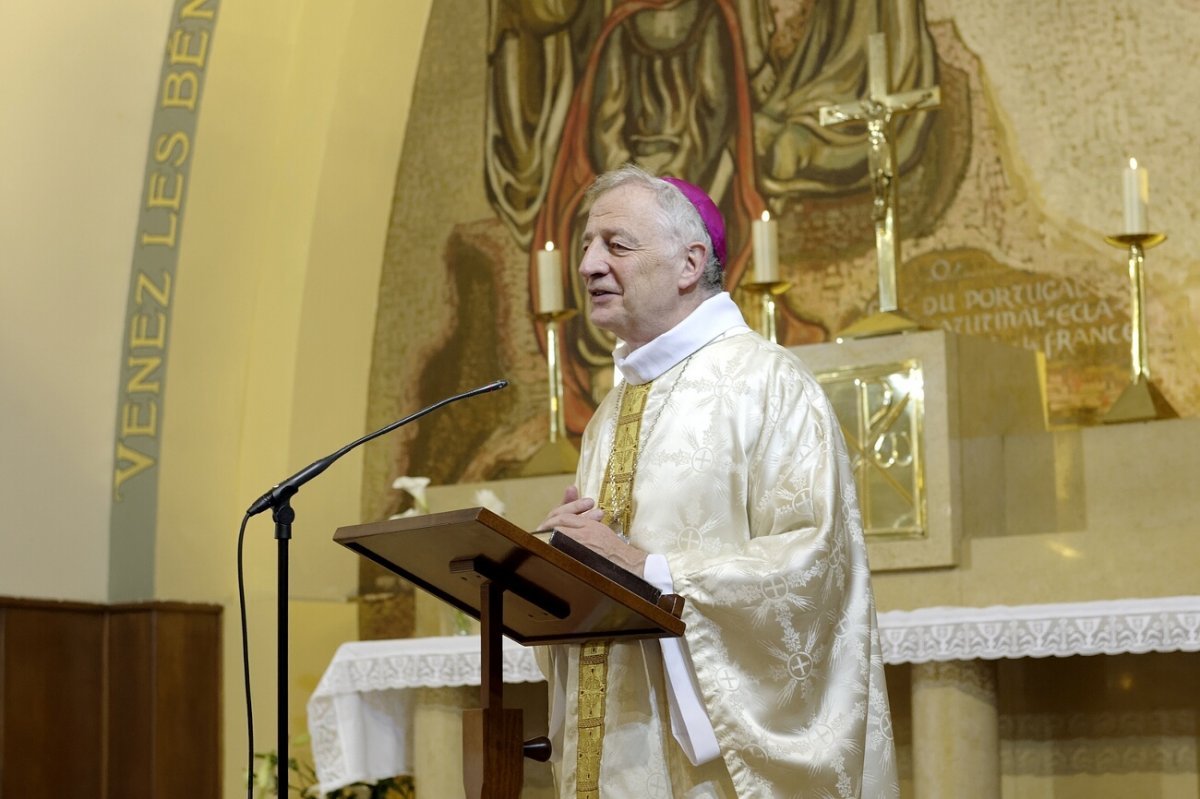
[309,597,1200,797]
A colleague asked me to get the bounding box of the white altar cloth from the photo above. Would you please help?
[308,635,544,793]
[879,595,1200,663]
[308,596,1200,793]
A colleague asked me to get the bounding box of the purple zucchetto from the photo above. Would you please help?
[661,177,727,268]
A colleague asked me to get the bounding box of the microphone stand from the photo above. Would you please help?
[244,380,508,798]
[274,499,293,799]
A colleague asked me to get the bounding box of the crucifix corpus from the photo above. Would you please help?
[819,32,940,338]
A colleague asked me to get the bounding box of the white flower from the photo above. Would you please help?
[391,475,431,513]
[388,507,424,520]
[473,488,506,517]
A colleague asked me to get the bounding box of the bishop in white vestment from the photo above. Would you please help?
[538,166,898,798]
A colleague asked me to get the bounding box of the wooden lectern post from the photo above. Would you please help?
[460,578,533,798]
[334,507,685,798]
[452,556,556,797]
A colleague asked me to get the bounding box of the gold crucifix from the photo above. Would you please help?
[819,32,940,338]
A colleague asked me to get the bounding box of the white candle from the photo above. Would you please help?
[536,242,564,313]
[1123,157,1149,234]
[752,211,779,283]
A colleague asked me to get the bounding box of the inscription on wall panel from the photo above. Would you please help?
[902,248,1130,426]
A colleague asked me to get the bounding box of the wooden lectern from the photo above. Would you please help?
[334,507,685,799]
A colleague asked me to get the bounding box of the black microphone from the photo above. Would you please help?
[245,379,509,517]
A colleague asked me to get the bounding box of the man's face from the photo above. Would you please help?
[579,183,692,350]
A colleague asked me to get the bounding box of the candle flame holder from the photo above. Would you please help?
[520,309,580,475]
[741,280,792,344]
[1100,232,1177,424]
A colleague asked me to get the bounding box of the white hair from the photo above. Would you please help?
[587,164,723,292]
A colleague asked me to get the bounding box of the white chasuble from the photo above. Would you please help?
[538,328,899,798]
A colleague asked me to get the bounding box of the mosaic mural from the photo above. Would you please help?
[362,0,1199,524]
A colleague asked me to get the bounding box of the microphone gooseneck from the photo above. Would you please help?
[244,379,508,516]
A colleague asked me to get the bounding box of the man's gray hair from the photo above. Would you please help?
[587,164,723,292]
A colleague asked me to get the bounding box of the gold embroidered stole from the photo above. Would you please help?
[598,381,651,536]
[575,381,652,799]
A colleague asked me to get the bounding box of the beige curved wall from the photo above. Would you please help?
[1,0,432,794]
[157,1,433,794]
[0,0,173,601]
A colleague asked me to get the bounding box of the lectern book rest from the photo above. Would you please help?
[334,507,686,799]
[333,506,685,645]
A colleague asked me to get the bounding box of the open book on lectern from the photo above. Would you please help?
[333,506,685,646]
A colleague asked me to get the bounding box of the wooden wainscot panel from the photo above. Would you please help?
[0,597,221,799]
[0,598,107,796]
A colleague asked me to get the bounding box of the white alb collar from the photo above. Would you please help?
[613,292,749,385]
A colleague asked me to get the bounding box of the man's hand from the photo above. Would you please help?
[538,485,649,576]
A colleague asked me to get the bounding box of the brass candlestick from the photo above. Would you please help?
[520,309,580,475]
[742,280,792,344]
[1100,232,1177,423]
